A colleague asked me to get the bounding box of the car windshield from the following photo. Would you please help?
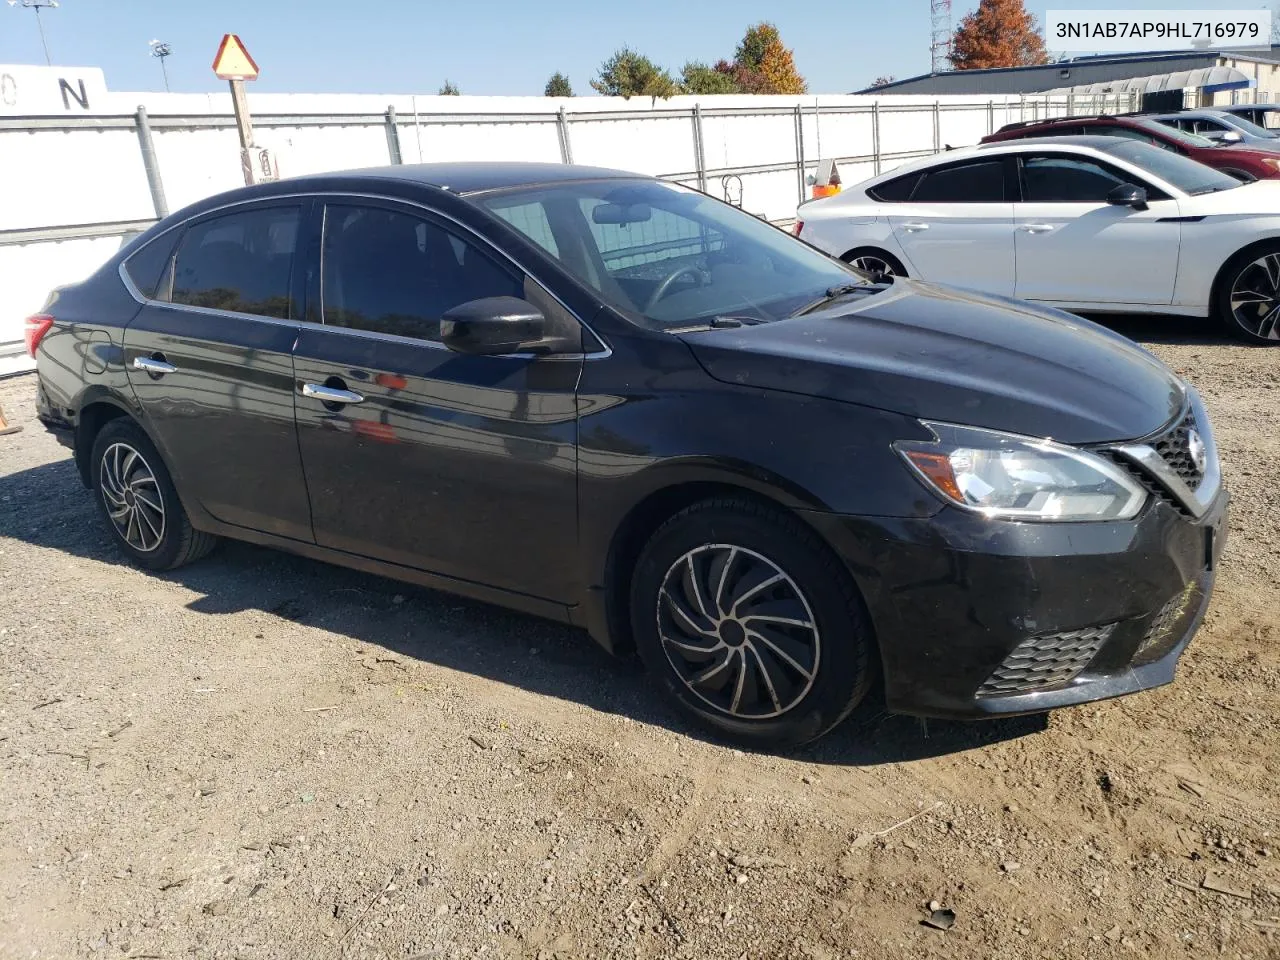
[1134,118,1217,148]
[1217,112,1278,138]
[1100,139,1242,195]
[476,179,869,328]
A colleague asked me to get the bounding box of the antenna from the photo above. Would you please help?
[930,0,952,74]
[150,39,173,92]
[6,0,59,67]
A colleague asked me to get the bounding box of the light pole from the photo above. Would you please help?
[6,0,59,67]
[150,40,172,92]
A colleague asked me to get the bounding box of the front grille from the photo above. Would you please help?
[1153,409,1203,492]
[976,624,1115,697]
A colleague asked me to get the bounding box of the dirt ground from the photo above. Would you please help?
[0,314,1277,960]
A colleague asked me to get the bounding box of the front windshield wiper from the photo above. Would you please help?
[788,281,880,318]
[665,315,760,334]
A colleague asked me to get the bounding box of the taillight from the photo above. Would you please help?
[792,221,804,237]
[24,314,54,358]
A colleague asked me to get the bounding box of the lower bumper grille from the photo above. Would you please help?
[1134,578,1204,665]
[977,624,1115,697]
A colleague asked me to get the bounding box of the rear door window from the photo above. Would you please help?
[910,160,1006,202]
[170,206,300,318]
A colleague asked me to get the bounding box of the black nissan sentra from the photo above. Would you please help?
[30,163,1228,747]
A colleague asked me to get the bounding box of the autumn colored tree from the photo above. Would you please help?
[544,72,574,97]
[950,0,1049,69]
[591,47,677,100]
[731,22,807,94]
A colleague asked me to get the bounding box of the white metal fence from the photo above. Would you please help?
[0,87,1141,360]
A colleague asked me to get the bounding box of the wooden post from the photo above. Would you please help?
[229,78,256,186]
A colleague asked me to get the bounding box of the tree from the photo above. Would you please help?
[869,74,896,87]
[544,72,574,97]
[730,23,807,94]
[950,0,1049,69]
[439,80,461,95]
[680,60,741,95]
[590,47,677,100]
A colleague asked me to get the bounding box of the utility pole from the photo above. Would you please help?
[6,0,59,67]
[150,40,173,92]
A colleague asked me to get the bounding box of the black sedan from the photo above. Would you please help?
[29,162,1227,747]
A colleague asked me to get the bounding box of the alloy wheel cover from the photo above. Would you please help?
[655,544,821,720]
[99,442,166,553]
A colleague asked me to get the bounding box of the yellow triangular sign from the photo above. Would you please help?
[212,34,259,81]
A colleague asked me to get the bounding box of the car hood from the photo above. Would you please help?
[1190,176,1280,214]
[678,280,1185,445]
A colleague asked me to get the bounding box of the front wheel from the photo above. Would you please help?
[1216,244,1280,343]
[90,418,218,570]
[630,498,875,749]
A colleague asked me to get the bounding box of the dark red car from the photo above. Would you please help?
[981,114,1280,181]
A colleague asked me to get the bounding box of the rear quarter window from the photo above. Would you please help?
[123,229,182,300]
[867,172,921,202]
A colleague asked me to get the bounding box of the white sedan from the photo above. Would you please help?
[795,135,1280,342]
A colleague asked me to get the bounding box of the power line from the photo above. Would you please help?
[6,0,59,67]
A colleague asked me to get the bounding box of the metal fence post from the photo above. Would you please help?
[986,99,994,136]
[384,105,403,164]
[932,100,940,151]
[691,103,708,193]
[556,106,573,164]
[871,101,881,175]
[134,105,168,219]
[792,104,807,204]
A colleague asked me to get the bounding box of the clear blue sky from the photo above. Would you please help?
[0,0,1253,96]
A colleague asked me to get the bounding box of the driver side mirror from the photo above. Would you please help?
[440,296,546,355]
[1106,184,1148,211]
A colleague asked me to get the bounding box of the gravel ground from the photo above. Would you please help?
[1,315,1277,960]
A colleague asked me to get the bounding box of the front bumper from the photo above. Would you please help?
[803,488,1228,720]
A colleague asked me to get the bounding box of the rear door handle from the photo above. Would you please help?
[133,355,177,375]
[301,382,365,405]
[901,222,930,232]
[1020,223,1055,234]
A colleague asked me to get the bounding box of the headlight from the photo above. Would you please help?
[895,422,1147,522]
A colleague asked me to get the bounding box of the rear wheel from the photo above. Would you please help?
[630,498,875,749]
[840,247,906,279]
[1216,244,1280,343]
[90,419,218,570]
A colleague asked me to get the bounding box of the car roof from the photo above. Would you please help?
[287,161,644,195]
[980,134,1126,151]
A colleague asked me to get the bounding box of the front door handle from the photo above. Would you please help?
[1020,223,1055,234]
[901,221,930,232]
[133,355,177,375]
[301,382,365,405]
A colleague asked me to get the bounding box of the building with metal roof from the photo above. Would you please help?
[861,48,1280,110]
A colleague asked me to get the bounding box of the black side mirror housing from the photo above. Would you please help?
[440,297,546,355]
[1106,184,1148,211]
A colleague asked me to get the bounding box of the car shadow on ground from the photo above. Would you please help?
[2,458,1049,767]
[1079,312,1227,347]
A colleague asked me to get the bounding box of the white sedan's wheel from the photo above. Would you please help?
[1223,250,1280,342]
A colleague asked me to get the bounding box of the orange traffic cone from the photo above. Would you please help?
[0,402,22,436]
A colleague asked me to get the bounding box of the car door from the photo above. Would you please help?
[123,200,314,541]
[291,199,582,602]
[886,157,1015,295]
[1013,152,1181,305]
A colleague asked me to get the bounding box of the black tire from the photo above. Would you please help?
[630,498,875,749]
[1214,242,1280,343]
[840,247,907,279]
[89,418,218,571]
